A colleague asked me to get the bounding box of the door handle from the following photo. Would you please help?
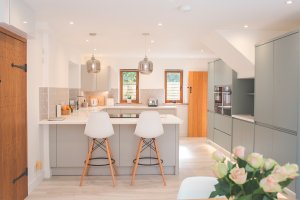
[12,168,28,184]
[11,63,27,72]
[187,86,192,94]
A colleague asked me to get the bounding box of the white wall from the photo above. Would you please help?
[81,56,211,103]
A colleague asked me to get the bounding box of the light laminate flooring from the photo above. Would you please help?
[26,137,216,200]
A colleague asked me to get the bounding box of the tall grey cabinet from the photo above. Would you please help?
[255,31,299,192]
[207,62,215,141]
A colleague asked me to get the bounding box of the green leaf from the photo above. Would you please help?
[231,184,242,196]
[237,157,248,168]
[227,161,235,170]
[209,191,219,198]
[262,195,274,200]
[236,194,253,200]
[244,179,259,194]
[245,164,255,172]
[279,179,293,188]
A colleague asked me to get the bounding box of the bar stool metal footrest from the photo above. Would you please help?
[85,157,116,166]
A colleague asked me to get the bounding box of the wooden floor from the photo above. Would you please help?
[26,137,216,200]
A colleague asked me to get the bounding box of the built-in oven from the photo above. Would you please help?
[214,85,232,116]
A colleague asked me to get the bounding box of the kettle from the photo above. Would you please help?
[90,98,98,107]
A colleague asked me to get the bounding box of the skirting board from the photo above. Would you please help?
[206,139,296,200]
[28,171,44,194]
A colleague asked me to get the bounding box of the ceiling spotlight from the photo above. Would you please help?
[158,22,163,27]
[93,48,97,51]
[200,49,204,53]
[151,40,155,44]
[69,21,74,25]
[23,21,28,24]
[286,0,293,4]
[86,39,89,42]
[243,25,249,29]
[178,4,192,12]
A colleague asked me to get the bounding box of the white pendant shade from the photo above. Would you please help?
[86,55,101,73]
[138,57,153,74]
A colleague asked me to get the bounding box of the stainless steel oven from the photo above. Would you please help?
[214,86,232,116]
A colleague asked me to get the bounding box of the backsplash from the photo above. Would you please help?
[140,89,164,105]
[48,88,69,118]
[39,87,48,120]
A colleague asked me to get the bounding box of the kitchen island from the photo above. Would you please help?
[39,107,182,177]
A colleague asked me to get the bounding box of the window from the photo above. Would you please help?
[165,70,183,103]
[120,69,139,103]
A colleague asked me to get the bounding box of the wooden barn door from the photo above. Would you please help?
[0,28,28,200]
[188,72,208,137]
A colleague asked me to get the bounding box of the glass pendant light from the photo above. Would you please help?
[138,33,153,74]
[86,54,101,73]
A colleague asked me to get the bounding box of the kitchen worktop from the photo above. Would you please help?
[231,114,254,123]
[80,105,177,110]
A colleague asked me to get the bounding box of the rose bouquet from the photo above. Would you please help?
[210,146,298,200]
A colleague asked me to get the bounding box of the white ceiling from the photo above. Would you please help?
[24,0,300,59]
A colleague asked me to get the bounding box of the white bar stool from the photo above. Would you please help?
[131,111,166,186]
[80,111,117,186]
[177,176,221,200]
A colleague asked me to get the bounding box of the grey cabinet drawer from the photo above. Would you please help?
[254,125,273,159]
[232,119,254,155]
[214,113,232,135]
[214,129,232,152]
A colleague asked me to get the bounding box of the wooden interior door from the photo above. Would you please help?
[188,72,208,137]
[0,28,28,200]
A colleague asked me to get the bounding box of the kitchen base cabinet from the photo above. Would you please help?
[207,111,214,141]
[232,119,254,155]
[214,129,231,152]
[214,113,232,135]
[254,125,273,159]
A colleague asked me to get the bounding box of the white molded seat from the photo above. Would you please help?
[177,176,220,200]
[84,111,114,139]
[134,111,164,138]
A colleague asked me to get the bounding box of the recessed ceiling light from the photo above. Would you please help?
[86,39,89,42]
[178,5,192,12]
[200,49,204,53]
[286,0,293,4]
[23,21,28,24]
[157,22,163,27]
[243,25,249,29]
[151,40,155,44]
[93,48,97,51]
[69,21,74,25]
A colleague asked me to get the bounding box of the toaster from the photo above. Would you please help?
[148,98,158,107]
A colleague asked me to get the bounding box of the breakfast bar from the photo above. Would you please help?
[39,108,182,177]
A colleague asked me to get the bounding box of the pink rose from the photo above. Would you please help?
[233,146,245,159]
[284,163,299,179]
[212,151,226,162]
[264,158,277,171]
[247,153,264,169]
[272,165,288,182]
[229,167,247,185]
[259,175,282,193]
[213,163,228,178]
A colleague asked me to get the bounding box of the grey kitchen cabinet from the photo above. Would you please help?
[273,33,299,132]
[254,125,273,159]
[81,65,110,92]
[56,125,88,167]
[214,113,232,135]
[232,119,254,155]
[214,59,233,86]
[214,129,232,152]
[119,109,176,115]
[208,61,215,111]
[207,111,214,141]
[255,42,274,126]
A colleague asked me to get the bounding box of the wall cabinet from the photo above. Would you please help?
[207,111,214,141]
[214,113,232,135]
[255,32,299,132]
[81,65,110,92]
[214,129,231,152]
[214,59,233,86]
[232,119,254,155]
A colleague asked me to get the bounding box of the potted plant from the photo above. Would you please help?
[127,95,132,104]
[210,146,298,200]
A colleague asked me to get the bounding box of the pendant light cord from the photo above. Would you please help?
[144,34,147,58]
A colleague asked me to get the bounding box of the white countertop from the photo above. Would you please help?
[79,105,177,111]
[232,114,254,123]
[39,109,182,125]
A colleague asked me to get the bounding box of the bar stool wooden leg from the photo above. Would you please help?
[105,138,116,187]
[108,142,118,176]
[80,139,95,186]
[131,138,144,185]
[85,139,95,176]
[153,138,166,186]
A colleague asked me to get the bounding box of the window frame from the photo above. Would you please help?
[164,70,183,103]
[120,69,139,103]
